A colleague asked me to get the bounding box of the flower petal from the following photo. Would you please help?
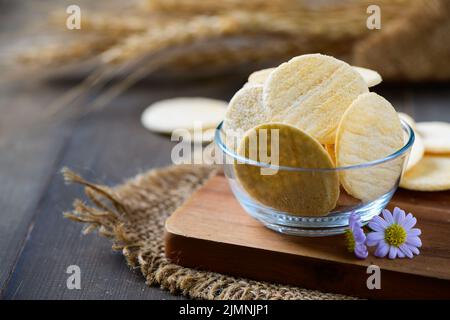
[355,243,368,259]
[353,227,366,243]
[368,222,382,232]
[393,207,406,225]
[397,249,405,258]
[402,213,417,230]
[348,214,357,229]
[370,215,388,229]
[409,228,422,237]
[410,246,420,256]
[382,209,394,224]
[406,236,422,248]
[375,243,389,258]
[399,244,413,258]
[366,231,384,244]
[389,246,398,259]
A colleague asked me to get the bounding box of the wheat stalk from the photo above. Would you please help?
[49,12,150,35]
[19,0,412,67]
[144,0,307,14]
[18,36,117,66]
[144,0,410,15]
[100,8,369,64]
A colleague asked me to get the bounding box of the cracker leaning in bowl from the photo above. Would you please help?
[398,112,417,131]
[220,53,416,228]
[324,144,336,165]
[234,123,339,216]
[336,92,404,201]
[223,85,270,151]
[246,65,382,88]
[397,113,424,172]
[263,54,368,144]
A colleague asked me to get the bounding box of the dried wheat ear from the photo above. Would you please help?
[17,0,412,68]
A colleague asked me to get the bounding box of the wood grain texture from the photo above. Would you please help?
[165,175,450,299]
[0,78,240,299]
[0,80,77,292]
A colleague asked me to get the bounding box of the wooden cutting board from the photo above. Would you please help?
[165,174,450,299]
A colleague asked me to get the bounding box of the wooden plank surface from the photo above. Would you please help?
[165,175,450,299]
[1,88,175,299]
[0,78,241,299]
[0,80,78,292]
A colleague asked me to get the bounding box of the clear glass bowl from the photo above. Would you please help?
[215,120,414,236]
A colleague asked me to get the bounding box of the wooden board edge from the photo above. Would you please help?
[164,229,450,300]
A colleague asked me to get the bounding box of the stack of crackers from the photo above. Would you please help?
[398,118,450,191]
[223,53,449,216]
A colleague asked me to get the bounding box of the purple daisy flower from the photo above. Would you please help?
[345,212,368,259]
[366,207,422,259]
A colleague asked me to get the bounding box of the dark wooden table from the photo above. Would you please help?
[1,1,450,300]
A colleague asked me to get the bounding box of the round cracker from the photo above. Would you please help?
[397,113,424,171]
[223,85,270,150]
[336,92,404,201]
[263,54,368,144]
[324,144,336,165]
[141,97,227,134]
[247,67,276,85]
[234,123,339,216]
[400,155,450,191]
[398,112,417,131]
[416,122,450,154]
[248,66,380,88]
[352,66,382,87]
[405,132,425,172]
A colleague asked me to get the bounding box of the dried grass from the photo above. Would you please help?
[18,0,412,69]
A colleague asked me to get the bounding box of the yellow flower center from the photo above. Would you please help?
[345,229,355,252]
[384,224,407,247]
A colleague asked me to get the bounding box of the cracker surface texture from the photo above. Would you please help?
[234,123,339,216]
[141,97,227,134]
[417,122,450,154]
[336,92,404,201]
[397,112,424,171]
[400,155,450,191]
[406,132,425,172]
[263,54,368,144]
[247,68,276,85]
[249,66,378,88]
[325,144,336,165]
[352,66,382,87]
[223,85,270,150]
[398,112,417,131]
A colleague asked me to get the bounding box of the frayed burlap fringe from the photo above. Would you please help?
[62,164,355,300]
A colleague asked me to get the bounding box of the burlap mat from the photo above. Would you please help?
[62,164,354,300]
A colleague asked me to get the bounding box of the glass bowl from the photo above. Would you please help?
[214,120,414,236]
